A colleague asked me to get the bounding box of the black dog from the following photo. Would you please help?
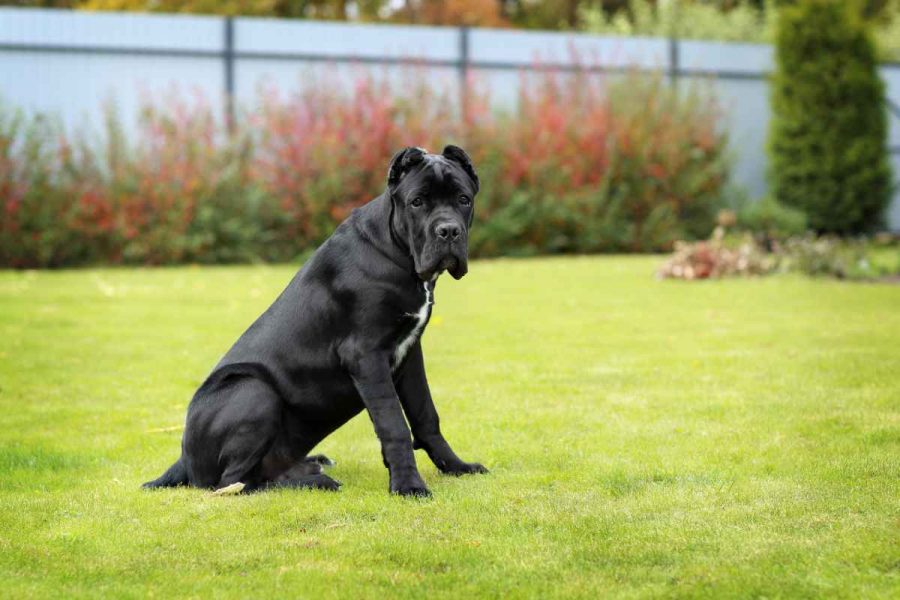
[144,146,487,497]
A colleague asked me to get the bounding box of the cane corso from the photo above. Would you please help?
[144,146,487,497]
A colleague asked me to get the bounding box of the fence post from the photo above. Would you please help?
[668,34,679,91]
[224,16,236,134]
[668,0,680,92]
[459,25,470,127]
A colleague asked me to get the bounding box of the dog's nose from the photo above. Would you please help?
[435,222,462,241]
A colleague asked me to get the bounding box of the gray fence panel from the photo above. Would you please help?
[891,151,900,230]
[0,8,225,127]
[1,50,224,129]
[882,66,900,229]
[697,76,771,200]
[235,18,458,61]
[0,7,221,50]
[233,61,461,118]
[231,18,462,118]
[678,40,771,76]
[677,42,772,201]
[887,67,900,147]
[469,29,668,69]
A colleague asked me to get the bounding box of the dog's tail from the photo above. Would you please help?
[142,456,189,489]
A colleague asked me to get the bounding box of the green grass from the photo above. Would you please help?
[1,256,898,598]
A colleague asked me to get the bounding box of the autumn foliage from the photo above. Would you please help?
[0,68,729,268]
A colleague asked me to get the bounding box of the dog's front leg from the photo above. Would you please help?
[348,353,430,497]
[396,342,488,476]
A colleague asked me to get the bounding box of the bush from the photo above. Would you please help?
[468,71,730,256]
[768,0,893,235]
[579,0,900,60]
[582,0,777,44]
[0,107,97,268]
[87,99,296,265]
[780,234,899,280]
[0,68,730,268]
[737,196,808,247]
[251,74,460,251]
[657,226,776,280]
[871,0,900,60]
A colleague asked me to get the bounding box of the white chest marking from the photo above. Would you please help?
[392,281,434,372]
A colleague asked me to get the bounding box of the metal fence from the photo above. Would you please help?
[2,7,899,229]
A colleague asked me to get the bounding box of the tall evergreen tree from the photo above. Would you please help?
[769,0,892,233]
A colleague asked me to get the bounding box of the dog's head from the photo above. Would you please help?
[387,145,479,281]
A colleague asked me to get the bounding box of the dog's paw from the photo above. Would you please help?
[311,474,342,492]
[305,454,336,468]
[441,461,489,476]
[390,473,431,498]
[391,483,432,498]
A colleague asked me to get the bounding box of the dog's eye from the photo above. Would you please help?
[410,197,423,208]
[459,196,471,207]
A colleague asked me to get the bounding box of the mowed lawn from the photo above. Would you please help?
[1,256,898,598]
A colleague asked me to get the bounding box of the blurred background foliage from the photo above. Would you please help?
[4,0,900,59]
[1,0,897,271]
[0,70,730,267]
[769,0,892,235]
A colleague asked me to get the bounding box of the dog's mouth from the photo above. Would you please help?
[417,250,467,281]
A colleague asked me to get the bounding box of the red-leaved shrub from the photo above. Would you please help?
[467,70,728,255]
[0,67,730,268]
[252,71,461,249]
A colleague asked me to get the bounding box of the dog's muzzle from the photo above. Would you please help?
[418,220,468,280]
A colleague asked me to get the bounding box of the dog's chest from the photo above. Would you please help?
[391,282,434,372]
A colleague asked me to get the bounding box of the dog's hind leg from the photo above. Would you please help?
[185,376,282,491]
[258,474,342,492]
[255,458,341,492]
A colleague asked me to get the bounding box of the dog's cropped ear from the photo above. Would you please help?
[387,147,427,188]
[442,145,479,193]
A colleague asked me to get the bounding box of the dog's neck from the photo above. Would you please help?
[352,192,417,279]
[386,192,413,260]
